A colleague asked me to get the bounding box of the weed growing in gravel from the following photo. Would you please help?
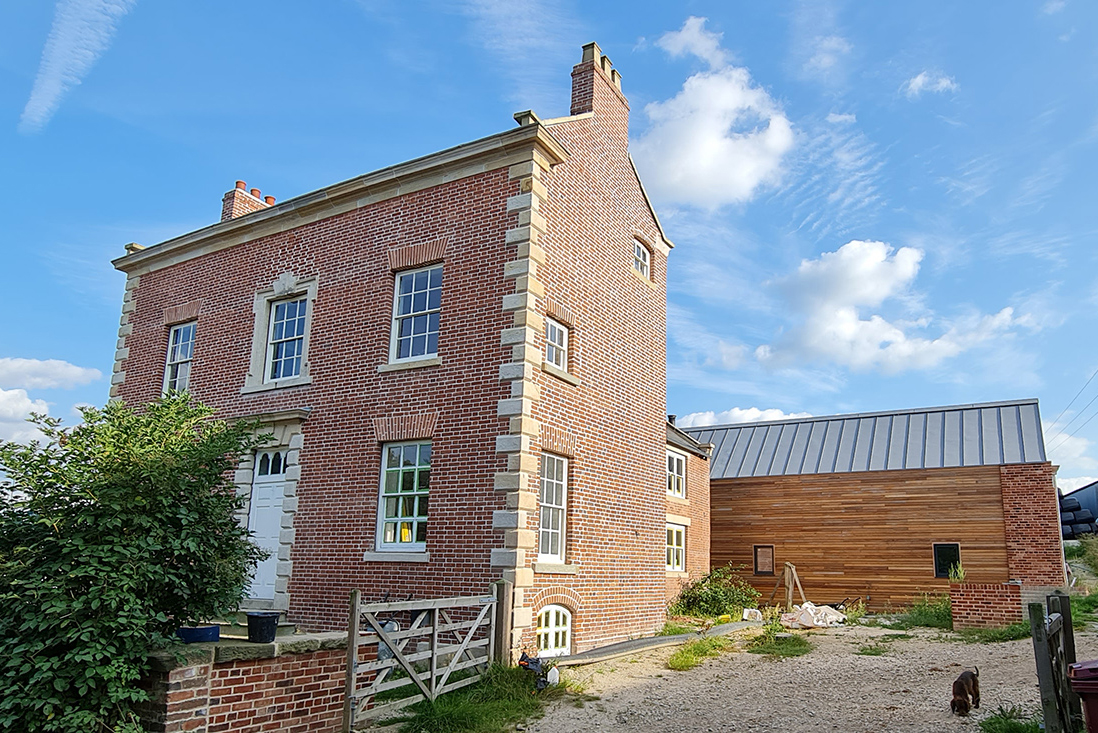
[667,636,730,671]
[748,633,812,658]
[884,594,952,630]
[977,704,1041,733]
[955,623,1031,644]
[854,633,911,656]
[842,600,867,624]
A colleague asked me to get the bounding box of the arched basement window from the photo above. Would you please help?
[536,604,572,658]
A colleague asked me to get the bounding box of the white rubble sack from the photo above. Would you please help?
[781,602,846,629]
[742,608,763,622]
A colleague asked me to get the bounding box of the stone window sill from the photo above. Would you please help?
[363,551,430,563]
[541,361,581,386]
[241,376,313,394]
[666,571,689,578]
[666,513,692,527]
[533,562,577,575]
[630,267,660,291]
[666,495,689,506]
[378,357,442,373]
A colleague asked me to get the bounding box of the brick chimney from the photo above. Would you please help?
[570,42,629,134]
[220,180,274,222]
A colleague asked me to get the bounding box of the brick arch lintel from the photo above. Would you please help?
[529,585,583,614]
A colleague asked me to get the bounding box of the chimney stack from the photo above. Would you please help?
[570,42,628,133]
[220,179,275,222]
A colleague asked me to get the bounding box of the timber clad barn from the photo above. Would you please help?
[109,43,711,658]
[684,399,1066,616]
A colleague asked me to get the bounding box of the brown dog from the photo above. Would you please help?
[950,667,980,715]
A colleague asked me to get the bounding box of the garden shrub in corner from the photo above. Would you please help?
[669,564,762,617]
[0,395,267,732]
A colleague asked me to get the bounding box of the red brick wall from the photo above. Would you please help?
[117,169,516,631]
[1000,463,1066,587]
[139,648,345,733]
[519,48,670,651]
[950,583,1023,629]
[666,450,711,602]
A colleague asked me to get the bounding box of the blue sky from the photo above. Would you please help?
[2,1,1097,489]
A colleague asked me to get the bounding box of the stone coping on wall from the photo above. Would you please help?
[147,631,347,671]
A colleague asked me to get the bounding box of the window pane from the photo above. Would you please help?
[429,267,442,288]
[400,274,414,294]
[427,333,438,355]
[417,495,428,517]
[385,498,398,517]
[415,522,427,542]
[419,444,431,465]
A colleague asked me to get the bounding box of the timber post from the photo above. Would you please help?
[493,579,514,665]
[342,589,361,733]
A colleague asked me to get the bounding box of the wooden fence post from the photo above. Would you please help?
[342,589,361,733]
[493,580,514,666]
[1030,602,1063,733]
[1049,591,1083,730]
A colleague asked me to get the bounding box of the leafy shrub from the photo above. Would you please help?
[1080,535,1098,574]
[0,396,267,732]
[669,564,761,617]
[842,600,867,624]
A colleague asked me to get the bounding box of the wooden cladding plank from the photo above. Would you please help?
[710,466,1010,610]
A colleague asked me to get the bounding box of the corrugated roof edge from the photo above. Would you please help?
[681,398,1041,434]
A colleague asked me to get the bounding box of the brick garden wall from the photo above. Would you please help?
[950,583,1023,629]
[138,640,345,733]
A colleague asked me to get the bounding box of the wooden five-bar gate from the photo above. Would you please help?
[1029,591,1084,733]
[341,581,512,731]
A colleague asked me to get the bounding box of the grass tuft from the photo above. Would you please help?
[977,704,1041,733]
[657,621,697,637]
[955,623,1031,644]
[387,664,563,733]
[1072,592,1098,626]
[883,594,952,630]
[747,633,812,658]
[855,633,912,656]
[667,636,730,671]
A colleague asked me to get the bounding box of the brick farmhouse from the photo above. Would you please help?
[684,399,1066,627]
[110,43,711,657]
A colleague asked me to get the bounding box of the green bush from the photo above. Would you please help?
[1080,535,1098,575]
[0,396,267,732]
[669,564,761,617]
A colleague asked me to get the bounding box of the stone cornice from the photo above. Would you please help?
[113,124,570,276]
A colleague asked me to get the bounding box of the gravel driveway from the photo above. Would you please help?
[531,625,1098,733]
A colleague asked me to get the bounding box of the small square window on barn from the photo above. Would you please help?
[754,545,775,576]
[933,543,961,578]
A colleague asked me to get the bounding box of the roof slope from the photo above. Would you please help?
[683,399,1046,480]
[666,422,710,459]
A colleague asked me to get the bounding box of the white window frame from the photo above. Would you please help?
[243,274,318,393]
[536,604,572,658]
[667,449,686,499]
[633,239,650,279]
[163,321,196,393]
[666,523,686,572]
[376,440,431,553]
[538,453,568,564]
[254,449,287,483]
[265,297,308,382]
[389,264,443,364]
[544,318,569,371]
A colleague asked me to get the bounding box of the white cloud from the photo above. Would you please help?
[655,15,728,69]
[1043,0,1066,14]
[677,407,813,428]
[804,35,852,76]
[459,0,580,114]
[903,71,958,99]
[0,358,102,390]
[826,112,856,125]
[20,0,138,133]
[634,17,794,209]
[756,240,1021,373]
[0,388,49,443]
[1046,419,1098,473]
[1060,476,1097,493]
[668,304,747,371]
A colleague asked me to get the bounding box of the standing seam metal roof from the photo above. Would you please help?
[682,399,1046,480]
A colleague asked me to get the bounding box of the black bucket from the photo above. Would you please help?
[246,612,280,643]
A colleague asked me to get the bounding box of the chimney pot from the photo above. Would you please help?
[600,54,612,73]
[235,180,247,190]
[581,42,602,64]
[668,414,676,426]
[124,242,146,254]
[250,188,261,199]
[264,195,276,205]
[513,110,541,127]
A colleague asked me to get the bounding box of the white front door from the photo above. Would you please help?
[248,450,286,600]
